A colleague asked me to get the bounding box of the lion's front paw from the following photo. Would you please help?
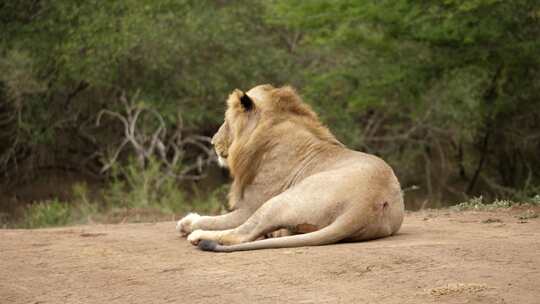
[176,213,201,237]
[187,230,205,246]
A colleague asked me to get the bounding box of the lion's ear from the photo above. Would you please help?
[240,93,254,112]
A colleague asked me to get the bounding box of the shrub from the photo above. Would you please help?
[23,199,72,228]
[102,158,187,213]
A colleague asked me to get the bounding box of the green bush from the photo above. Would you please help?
[102,158,187,213]
[189,183,230,215]
[23,199,72,228]
[17,160,227,228]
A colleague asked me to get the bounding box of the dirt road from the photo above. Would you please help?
[1,208,539,304]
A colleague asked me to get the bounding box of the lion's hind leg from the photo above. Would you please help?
[185,187,342,247]
[187,195,297,246]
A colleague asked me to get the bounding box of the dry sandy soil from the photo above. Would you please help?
[1,208,539,304]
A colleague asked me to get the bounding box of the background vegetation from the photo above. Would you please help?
[1,0,539,227]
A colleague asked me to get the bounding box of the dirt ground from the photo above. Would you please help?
[1,208,539,304]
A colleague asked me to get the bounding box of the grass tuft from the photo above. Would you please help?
[452,195,540,211]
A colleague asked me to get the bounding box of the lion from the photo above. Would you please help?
[176,84,404,252]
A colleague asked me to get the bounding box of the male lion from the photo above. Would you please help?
[176,84,404,252]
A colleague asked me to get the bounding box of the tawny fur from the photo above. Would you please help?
[177,84,405,252]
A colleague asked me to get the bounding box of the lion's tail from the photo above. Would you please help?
[198,218,355,252]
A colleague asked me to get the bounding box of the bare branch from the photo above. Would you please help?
[100,138,130,173]
[96,89,215,182]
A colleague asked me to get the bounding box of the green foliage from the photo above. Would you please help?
[15,172,228,227]
[2,0,290,119]
[23,199,72,228]
[189,183,230,215]
[102,158,187,213]
[20,187,101,228]
[0,0,292,181]
[101,157,228,216]
[2,0,540,222]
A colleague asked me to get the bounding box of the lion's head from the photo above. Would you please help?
[211,85,273,169]
[211,84,341,199]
